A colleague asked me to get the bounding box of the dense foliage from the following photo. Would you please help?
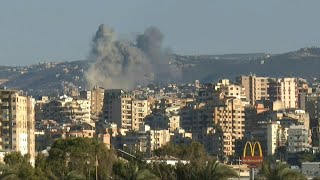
[257,160,307,180]
[0,138,239,180]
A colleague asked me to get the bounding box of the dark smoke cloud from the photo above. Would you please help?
[137,27,182,82]
[85,24,181,90]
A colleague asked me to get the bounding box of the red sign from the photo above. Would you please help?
[242,156,263,166]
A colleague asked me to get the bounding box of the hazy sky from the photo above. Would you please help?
[1,1,320,65]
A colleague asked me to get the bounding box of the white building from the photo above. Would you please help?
[280,78,298,109]
[267,122,281,156]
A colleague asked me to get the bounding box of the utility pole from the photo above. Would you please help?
[95,155,98,180]
[251,167,255,180]
[238,156,241,180]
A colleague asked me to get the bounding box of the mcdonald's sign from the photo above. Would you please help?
[242,141,263,166]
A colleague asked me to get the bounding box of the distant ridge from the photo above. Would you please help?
[1,47,320,96]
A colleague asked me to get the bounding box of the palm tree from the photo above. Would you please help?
[175,163,198,180]
[257,161,307,180]
[198,160,239,180]
[173,160,238,180]
[113,161,160,180]
[66,170,86,180]
[0,164,19,180]
[150,162,176,180]
[136,169,161,180]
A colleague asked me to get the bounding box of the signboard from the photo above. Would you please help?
[242,141,263,167]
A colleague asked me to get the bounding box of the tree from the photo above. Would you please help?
[66,170,86,180]
[47,137,116,179]
[113,160,160,180]
[1,152,36,180]
[175,163,198,180]
[0,163,20,180]
[257,161,307,180]
[153,142,210,163]
[150,163,176,180]
[34,153,57,180]
[198,160,239,180]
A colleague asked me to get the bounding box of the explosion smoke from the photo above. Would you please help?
[85,24,181,90]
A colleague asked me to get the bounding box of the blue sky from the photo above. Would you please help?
[1,1,320,65]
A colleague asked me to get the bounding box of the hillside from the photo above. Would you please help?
[2,47,320,96]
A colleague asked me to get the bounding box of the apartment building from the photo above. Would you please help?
[269,78,298,109]
[286,110,310,130]
[120,125,170,153]
[103,89,150,131]
[35,96,50,122]
[267,121,282,156]
[280,78,298,108]
[180,102,214,137]
[237,75,269,105]
[0,89,35,165]
[42,96,91,123]
[170,128,192,145]
[214,98,245,155]
[132,99,150,130]
[225,84,246,101]
[287,125,311,153]
[145,112,180,133]
[80,86,104,120]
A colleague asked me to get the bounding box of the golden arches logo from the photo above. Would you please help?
[242,141,263,166]
[243,141,263,158]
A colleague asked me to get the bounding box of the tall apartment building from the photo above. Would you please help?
[0,89,35,165]
[306,93,320,146]
[214,98,245,155]
[180,102,214,139]
[267,121,281,156]
[103,89,150,131]
[132,99,150,130]
[280,78,298,109]
[237,75,269,105]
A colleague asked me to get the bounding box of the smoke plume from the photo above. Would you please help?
[85,24,180,90]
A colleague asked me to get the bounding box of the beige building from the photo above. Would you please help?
[168,115,180,132]
[269,78,298,109]
[237,75,269,105]
[214,98,245,155]
[170,128,192,145]
[181,95,245,156]
[80,86,104,120]
[121,125,170,153]
[64,99,91,123]
[0,89,35,165]
[150,129,171,151]
[280,78,298,109]
[42,96,91,123]
[132,99,150,130]
[217,82,247,104]
[286,110,310,130]
[103,89,150,131]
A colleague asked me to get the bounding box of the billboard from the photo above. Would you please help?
[242,141,263,167]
